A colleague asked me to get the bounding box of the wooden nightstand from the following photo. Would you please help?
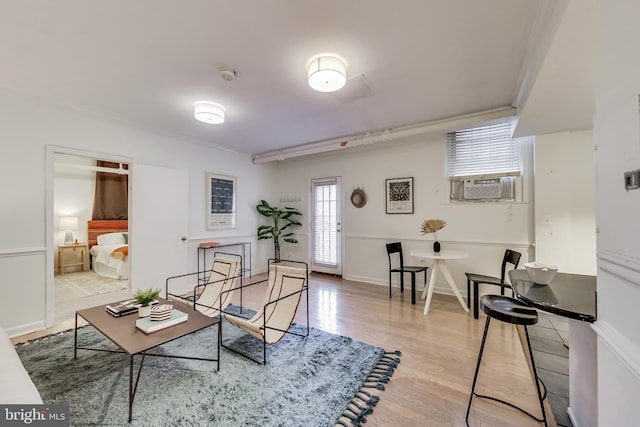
[58,243,89,274]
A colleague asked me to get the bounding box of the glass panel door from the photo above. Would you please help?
[311,177,342,275]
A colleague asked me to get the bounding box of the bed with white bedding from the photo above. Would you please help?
[88,220,129,280]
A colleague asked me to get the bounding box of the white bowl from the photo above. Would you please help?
[524,262,559,284]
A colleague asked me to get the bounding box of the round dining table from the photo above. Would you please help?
[410,249,470,315]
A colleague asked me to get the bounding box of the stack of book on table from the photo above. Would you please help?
[135,305,188,334]
[105,299,159,317]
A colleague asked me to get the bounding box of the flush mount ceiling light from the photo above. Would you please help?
[194,101,225,124]
[307,54,347,92]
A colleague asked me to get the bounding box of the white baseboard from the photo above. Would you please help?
[5,321,48,339]
[567,407,579,427]
[340,274,465,300]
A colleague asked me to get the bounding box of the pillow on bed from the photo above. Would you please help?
[97,232,126,245]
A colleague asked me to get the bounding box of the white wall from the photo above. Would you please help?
[594,0,640,426]
[592,1,640,425]
[0,88,273,336]
[54,154,96,244]
[53,154,96,272]
[271,135,536,298]
[534,130,597,274]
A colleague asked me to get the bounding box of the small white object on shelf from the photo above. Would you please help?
[524,262,559,284]
[135,309,188,334]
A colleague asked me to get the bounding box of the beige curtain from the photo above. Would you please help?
[92,161,128,219]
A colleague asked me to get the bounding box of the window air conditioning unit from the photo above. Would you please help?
[463,178,502,199]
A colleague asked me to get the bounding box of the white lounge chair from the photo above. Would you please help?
[221,260,309,364]
[166,254,241,317]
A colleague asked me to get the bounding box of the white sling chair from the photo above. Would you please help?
[165,254,241,317]
[221,261,309,364]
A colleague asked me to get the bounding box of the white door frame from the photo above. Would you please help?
[46,145,133,327]
[309,176,343,275]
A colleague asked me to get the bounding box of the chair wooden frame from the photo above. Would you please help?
[465,249,522,319]
[220,259,309,364]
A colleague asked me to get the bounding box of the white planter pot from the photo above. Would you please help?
[138,305,152,317]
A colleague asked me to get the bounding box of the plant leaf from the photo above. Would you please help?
[420,219,447,235]
[257,226,273,238]
[256,200,275,217]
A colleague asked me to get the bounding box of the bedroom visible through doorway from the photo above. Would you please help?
[53,152,131,325]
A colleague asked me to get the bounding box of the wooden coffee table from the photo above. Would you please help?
[74,298,220,423]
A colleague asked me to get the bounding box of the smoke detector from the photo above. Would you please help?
[219,66,236,82]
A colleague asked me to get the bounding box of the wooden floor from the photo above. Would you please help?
[13,272,555,427]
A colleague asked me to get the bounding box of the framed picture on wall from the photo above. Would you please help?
[386,177,414,214]
[206,173,237,230]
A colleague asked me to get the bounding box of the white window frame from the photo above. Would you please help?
[447,123,522,202]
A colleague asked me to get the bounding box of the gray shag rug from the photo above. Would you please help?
[16,307,400,426]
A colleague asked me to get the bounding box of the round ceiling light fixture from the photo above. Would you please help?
[193,101,225,124]
[307,54,347,93]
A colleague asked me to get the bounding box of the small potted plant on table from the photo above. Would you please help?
[133,288,160,317]
[421,219,447,253]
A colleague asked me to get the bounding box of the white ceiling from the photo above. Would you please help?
[1,1,592,157]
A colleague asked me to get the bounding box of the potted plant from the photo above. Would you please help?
[256,199,302,262]
[133,287,160,317]
[420,219,447,253]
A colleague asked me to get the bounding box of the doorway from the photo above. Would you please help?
[47,148,190,328]
[310,177,342,275]
[47,146,132,327]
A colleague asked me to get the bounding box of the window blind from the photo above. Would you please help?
[312,179,337,266]
[447,123,521,179]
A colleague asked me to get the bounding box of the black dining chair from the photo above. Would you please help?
[386,242,428,305]
[465,249,522,319]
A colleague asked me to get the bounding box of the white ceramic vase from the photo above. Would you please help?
[138,305,152,317]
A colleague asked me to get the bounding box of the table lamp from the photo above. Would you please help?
[60,216,78,245]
